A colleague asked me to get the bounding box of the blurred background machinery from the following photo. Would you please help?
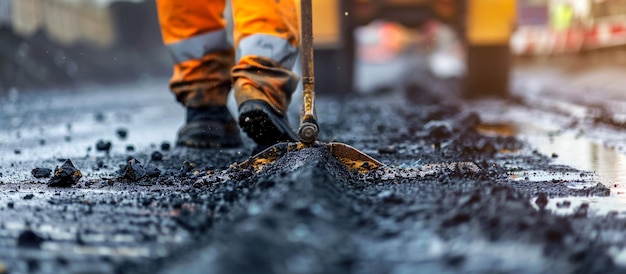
[308,0,516,98]
[0,0,167,92]
[2,0,624,98]
[312,0,626,98]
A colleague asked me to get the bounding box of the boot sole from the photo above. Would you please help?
[238,101,297,147]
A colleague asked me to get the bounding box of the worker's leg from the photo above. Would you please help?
[156,0,241,148]
[231,0,301,147]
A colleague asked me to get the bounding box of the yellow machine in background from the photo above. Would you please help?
[304,0,517,97]
[465,0,517,97]
[466,0,517,45]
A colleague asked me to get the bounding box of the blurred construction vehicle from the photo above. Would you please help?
[303,0,517,98]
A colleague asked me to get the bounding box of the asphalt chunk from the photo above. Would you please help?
[122,158,146,181]
[151,151,163,161]
[557,200,571,208]
[425,120,453,139]
[31,167,52,178]
[122,158,161,181]
[48,159,82,187]
[535,193,549,210]
[573,203,589,218]
[161,141,171,151]
[179,161,195,176]
[17,230,44,249]
[378,145,397,154]
[116,128,128,140]
[95,140,112,153]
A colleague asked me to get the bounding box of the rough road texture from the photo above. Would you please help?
[0,77,625,273]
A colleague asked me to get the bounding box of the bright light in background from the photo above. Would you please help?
[513,0,626,55]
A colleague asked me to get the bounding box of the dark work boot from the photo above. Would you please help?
[238,100,297,151]
[177,106,243,148]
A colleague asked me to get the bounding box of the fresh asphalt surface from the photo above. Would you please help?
[1,70,626,273]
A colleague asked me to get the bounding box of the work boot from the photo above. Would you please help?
[174,82,243,149]
[232,55,299,149]
[238,85,298,149]
[177,105,243,148]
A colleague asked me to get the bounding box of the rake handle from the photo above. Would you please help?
[298,0,319,145]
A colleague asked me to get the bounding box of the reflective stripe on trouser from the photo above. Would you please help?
[233,33,299,115]
[157,0,233,107]
[232,55,299,116]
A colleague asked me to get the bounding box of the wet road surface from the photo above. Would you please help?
[2,69,626,273]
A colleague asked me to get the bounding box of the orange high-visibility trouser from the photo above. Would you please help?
[156,0,300,113]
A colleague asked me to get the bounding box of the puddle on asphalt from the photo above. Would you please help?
[478,122,626,218]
